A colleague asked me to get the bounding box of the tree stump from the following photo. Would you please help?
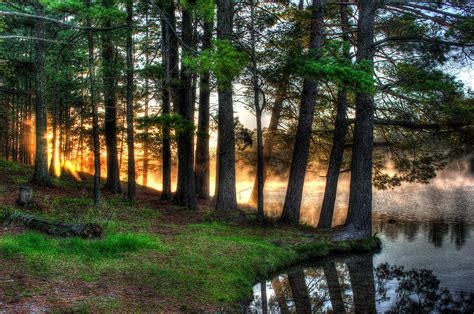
[16,186,33,208]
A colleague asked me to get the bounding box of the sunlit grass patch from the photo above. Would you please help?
[147,222,300,303]
[0,232,165,281]
[0,232,163,259]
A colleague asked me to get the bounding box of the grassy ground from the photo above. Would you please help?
[0,159,380,311]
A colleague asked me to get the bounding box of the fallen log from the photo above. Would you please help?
[4,211,103,238]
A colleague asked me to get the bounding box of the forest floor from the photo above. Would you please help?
[0,159,379,312]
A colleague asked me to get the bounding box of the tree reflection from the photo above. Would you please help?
[373,219,470,250]
[346,254,377,313]
[375,263,474,313]
[287,268,312,313]
[247,256,473,313]
[323,261,345,313]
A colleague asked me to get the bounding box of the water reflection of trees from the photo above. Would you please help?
[373,219,471,250]
[246,254,473,313]
[375,263,473,313]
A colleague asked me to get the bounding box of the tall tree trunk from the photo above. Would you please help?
[87,0,101,207]
[174,1,197,209]
[101,0,121,193]
[126,0,136,202]
[318,4,350,229]
[142,8,150,187]
[341,0,379,240]
[49,94,58,177]
[27,80,34,164]
[195,19,213,200]
[346,254,376,313]
[248,92,284,206]
[31,1,50,186]
[250,0,266,223]
[323,261,346,313]
[12,92,17,162]
[280,0,324,224]
[287,268,312,313]
[215,0,238,213]
[161,7,175,200]
[159,0,177,200]
[64,102,71,164]
[3,95,10,159]
[58,96,63,176]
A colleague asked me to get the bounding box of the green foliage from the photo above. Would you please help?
[185,40,247,86]
[41,0,85,12]
[180,0,214,22]
[447,17,474,44]
[0,158,23,173]
[137,113,194,135]
[394,63,462,95]
[292,42,376,94]
[138,64,166,80]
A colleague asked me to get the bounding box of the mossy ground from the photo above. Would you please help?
[0,159,379,311]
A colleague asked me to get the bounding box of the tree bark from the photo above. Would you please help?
[49,92,58,177]
[195,19,213,200]
[215,0,238,213]
[342,0,379,240]
[174,1,197,209]
[249,0,266,222]
[159,0,176,200]
[280,0,324,224]
[318,4,350,229]
[86,0,101,207]
[126,0,136,202]
[31,1,50,186]
[142,8,150,187]
[101,0,121,193]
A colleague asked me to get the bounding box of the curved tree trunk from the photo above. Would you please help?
[280,0,324,224]
[318,4,350,229]
[215,0,238,213]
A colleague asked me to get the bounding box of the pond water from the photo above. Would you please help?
[244,180,474,313]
